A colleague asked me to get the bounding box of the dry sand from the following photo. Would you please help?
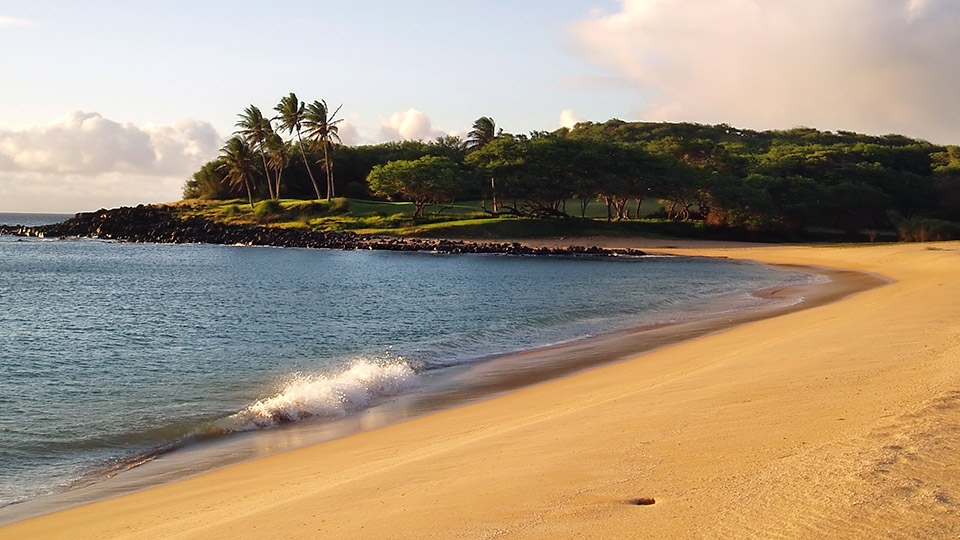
[3,241,960,539]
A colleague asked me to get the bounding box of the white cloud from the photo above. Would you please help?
[907,0,933,18]
[572,0,960,143]
[0,111,222,212]
[0,16,34,27]
[0,171,187,213]
[559,109,584,129]
[0,111,221,176]
[378,109,447,142]
[336,120,361,146]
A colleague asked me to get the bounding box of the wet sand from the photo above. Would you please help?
[0,253,852,527]
[3,241,959,539]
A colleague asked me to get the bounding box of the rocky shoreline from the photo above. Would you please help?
[0,205,646,257]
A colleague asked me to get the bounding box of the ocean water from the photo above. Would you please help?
[0,237,811,509]
[0,212,74,227]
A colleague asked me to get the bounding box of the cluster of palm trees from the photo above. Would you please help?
[219,93,342,206]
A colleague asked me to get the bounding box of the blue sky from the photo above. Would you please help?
[0,1,626,135]
[2,0,959,212]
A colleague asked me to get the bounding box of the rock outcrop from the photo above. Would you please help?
[1,205,646,257]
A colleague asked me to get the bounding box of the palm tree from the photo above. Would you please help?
[303,100,343,200]
[274,93,322,200]
[218,136,258,208]
[466,116,501,150]
[235,105,276,199]
[265,132,290,199]
[467,116,503,211]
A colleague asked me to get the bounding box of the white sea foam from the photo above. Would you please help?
[223,360,416,431]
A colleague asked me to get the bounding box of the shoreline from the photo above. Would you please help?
[3,240,959,538]
[0,205,648,257]
[424,262,884,406]
[0,255,864,526]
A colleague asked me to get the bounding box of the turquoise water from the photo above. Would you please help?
[0,236,809,508]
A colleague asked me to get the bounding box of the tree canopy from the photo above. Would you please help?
[185,116,960,236]
[367,156,460,217]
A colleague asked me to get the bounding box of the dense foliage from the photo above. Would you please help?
[367,156,460,217]
[184,117,960,237]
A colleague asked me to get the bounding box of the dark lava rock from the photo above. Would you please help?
[3,205,646,258]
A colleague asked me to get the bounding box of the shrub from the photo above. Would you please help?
[297,201,325,216]
[329,198,350,214]
[898,217,960,242]
[253,200,284,220]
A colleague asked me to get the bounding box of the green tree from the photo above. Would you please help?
[516,136,579,217]
[934,166,960,221]
[431,134,467,161]
[183,160,230,200]
[265,132,291,199]
[822,181,892,230]
[465,134,524,215]
[467,116,503,211]
[303,100,343,200]
[235,105,275,199]
[707,173,777,228]
[466,116,501,150]
[657,163,712,221]
[217,136,258,207]
[274,92,322,199]
[568,144,602,218]
[592,142,662,220]
[367,156,460,217]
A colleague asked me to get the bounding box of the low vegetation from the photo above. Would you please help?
[898,218,960,242]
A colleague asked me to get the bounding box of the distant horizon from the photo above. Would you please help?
[0,211,75,215]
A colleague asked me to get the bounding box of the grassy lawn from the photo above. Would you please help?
[169,198,489,234]
[169,197,668,233]
[165,197,724,240]
[168,197,886,242]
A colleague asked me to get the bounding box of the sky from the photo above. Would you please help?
[1,0,959,212]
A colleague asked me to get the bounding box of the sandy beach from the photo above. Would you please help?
[3,240,959,539]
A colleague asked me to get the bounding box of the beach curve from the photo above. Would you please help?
[2,240,959,539]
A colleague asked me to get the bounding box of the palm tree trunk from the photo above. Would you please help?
[260,151,274,200]
[323,141,332,200]
[275,168,283,199]
[297,130,322,199]
[329,147,335,198]
[244,177,254,208]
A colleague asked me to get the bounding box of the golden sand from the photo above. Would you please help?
[3,241,959,539]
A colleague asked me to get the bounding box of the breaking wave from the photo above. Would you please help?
[218,359,417,432]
